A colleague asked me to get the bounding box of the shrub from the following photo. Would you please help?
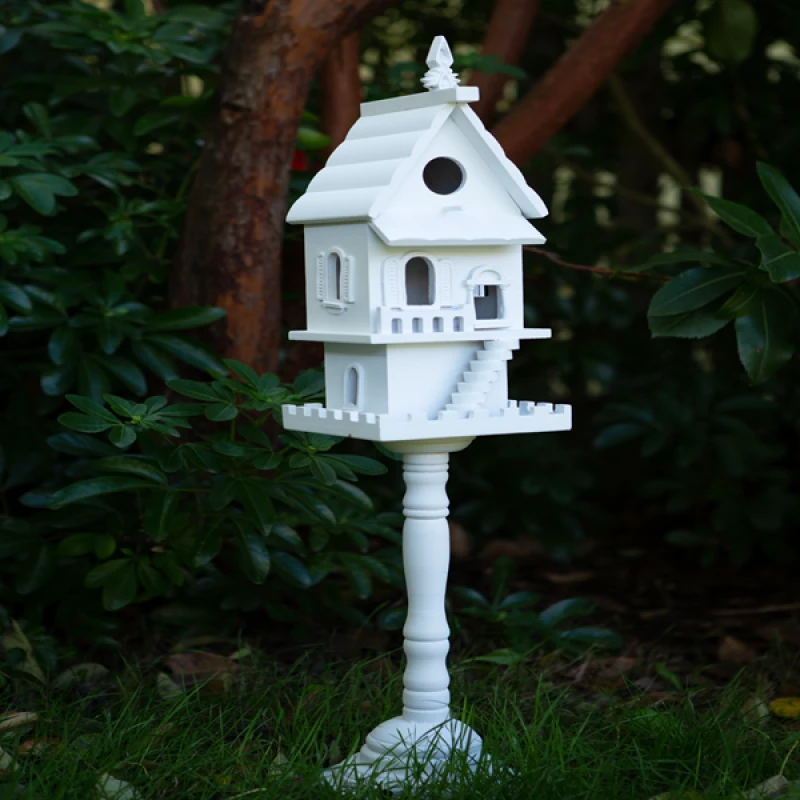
[0,1,394,645]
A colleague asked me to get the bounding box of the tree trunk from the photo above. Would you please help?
[171,0,394,375]
[281,30,362,381]
[492,0,676,166]
[320,31,362,151]
[470,0,541,124]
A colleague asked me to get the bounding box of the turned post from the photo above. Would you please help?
[401,452,452,726]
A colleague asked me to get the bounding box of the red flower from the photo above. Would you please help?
[291,150,309,172]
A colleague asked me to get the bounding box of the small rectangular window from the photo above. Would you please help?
[433,317,444,332]
[412,317,423,333]
[391,318,403,334]
[453,316,464,332]
[326,252,342,302]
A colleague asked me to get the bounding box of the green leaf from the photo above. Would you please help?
[310,458,337,485]
[236,479,274,535]
[102,562,138,610]
[93,456,167,485]
[58,412,114,434]
[124,0,147,20]
[133,110,182,136]
[85,558,130,588]
[757,163,800,249]
[326,480,373,512]
[735,290,795,384]
[340,555,372,599]
[41,363,76,396]
[146,307,226,331]
[253,452,282,470]
[649,268,745,317]
[539,598,596,628]
[236,531,270,584]
[224,360,260,387]
[131,340,179,382]
[138,562,168,596]
[104,395,144,418]
[48,326,78,366]
[166,379,222,402]
[108,86,137,117]
[16,546,56,595]
[146,334,227,376]
[704,0,758,65]
[716,282,761,319]
[205,403,238,422]
[48,477,156,509]
[194,521,223,567]
[292,370,325,398]
[755,234,800,283]
[48,432,117,457]
[0,280,32,312]
[272,552,312,588]
[0,27,23,55]
[325,454,388,476]
[270,522,305,553]
[66,395,118,423]
[558,627,623,650]
[144,490,176,542]
[649,306,731,339]
[57,533,100,558]
[593,423,645,449]
[109,426,135,449]
[296,127,331,151]
[469,648,528,666]
[9,173,78,215]
[79,358,111,402]
[693,191,773,238]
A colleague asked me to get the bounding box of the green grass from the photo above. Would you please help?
[2,653,799,799]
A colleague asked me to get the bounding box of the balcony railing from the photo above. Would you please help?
[376,305,478,335]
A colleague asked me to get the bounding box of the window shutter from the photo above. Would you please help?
[438,259,452,305]
[315,253,325,300]
[383,258,399,306]
[342,255,355,303]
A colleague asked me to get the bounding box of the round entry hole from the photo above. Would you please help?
[422,157,465,195]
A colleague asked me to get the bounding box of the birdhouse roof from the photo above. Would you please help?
[286,39,547,245]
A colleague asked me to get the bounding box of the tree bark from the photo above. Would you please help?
[320,31,362,151]
[470,0,541,124]
[171,0,395,375]
[492,0,676,166]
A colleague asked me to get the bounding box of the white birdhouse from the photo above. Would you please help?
[280,36,572,792]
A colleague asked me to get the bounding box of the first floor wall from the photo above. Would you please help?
[323,341,510,418]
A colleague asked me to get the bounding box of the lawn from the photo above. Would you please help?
[3,645,800,800]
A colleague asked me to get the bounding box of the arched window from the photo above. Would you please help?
[474,284,501,320]
[405,256,435,305]
[343,365,361,409]
[326,252,342,302]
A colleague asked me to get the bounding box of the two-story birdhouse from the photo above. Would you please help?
[282,37,571,443]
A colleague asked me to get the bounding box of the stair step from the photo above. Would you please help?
[457,381,490,394]
[469,360,498,372]
[463,370,494,383]
[441,407,469,418]
[450,392,483,406]
[476,349,511,361]
[483,339,520,351]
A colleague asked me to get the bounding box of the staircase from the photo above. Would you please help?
[440,339,519,418]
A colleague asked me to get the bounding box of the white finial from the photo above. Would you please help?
[421,36,460,91]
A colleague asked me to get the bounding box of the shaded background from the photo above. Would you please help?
[0,0,799,665]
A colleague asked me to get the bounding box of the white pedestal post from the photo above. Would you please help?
[323,438,486,792]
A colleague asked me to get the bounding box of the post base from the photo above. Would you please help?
[322,715,487,793]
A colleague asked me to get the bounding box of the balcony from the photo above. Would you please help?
[376,305,480,336]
